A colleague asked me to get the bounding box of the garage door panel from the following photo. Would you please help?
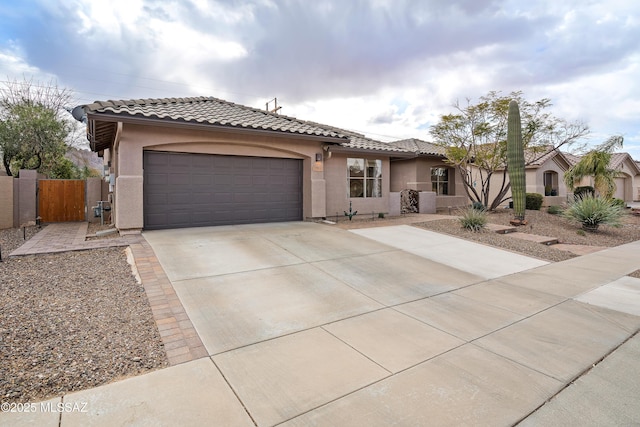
[146,193,168,206]
[234,158,252,168]
[167,211,191,228]
[213,174,233,185]
[168,173,191,185]
[192,156,213,168]
[167,193,191,204]
[212,157,232,168]
[146,173,168,185]
[191,193,213,204]
[169,155,192,167]
[144,151,302,229]
[146,154,168,166]
[192,174,212,185]
[251,158,269,169]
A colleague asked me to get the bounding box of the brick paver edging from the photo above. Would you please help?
[128,238,208,365]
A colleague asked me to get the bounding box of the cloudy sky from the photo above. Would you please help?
[1,0,639,158]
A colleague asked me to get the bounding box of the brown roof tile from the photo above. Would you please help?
[391,139,447,156]
[84,97,347,139]
[82,96,423,155]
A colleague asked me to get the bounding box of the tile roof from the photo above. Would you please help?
[82,96,419,154]
[562,151,640,174]
[84,97,346,139]
[341,134,409,152]
[562,151,581,166]
[391,139,447,156]
[524,145,572,168]
[291,121,407,152]
[609,152,629,170]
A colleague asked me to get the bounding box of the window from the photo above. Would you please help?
[543,171,558,196]
[348,158,382,198]
[431,167,449,195]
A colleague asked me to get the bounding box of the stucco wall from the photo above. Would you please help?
[0,176,13,229]
[480,156,570,208]
[86,177,103,223]
[112,123,330,229]
[16,170,37,227]
[391,158,461,195]
[324,152,390,219]
[390,158,417,192]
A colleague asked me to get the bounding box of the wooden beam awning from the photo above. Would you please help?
[89,120,117,152]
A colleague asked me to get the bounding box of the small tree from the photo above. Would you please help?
[430,91,589,210]
[564,135,624,199]
[0,78,75,177]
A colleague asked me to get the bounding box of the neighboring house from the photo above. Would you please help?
[565,152,640,203]
[481,146,573,208]
[77,96,418,232]
[524,148,573,205]
[389,138,467,210]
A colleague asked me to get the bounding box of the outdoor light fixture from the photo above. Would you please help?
[315,153,323,162]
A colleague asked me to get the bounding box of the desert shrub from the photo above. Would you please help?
[611,198,626,208]
[547,205,563,215]
[471,201,485,210]
[525,193,543,210]
[573,186,594,200]
[562,195,624,232]
[458,206,487,232]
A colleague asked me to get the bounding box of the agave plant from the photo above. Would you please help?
[458,206,488,232]
[562,195,624,232]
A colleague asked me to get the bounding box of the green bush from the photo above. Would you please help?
[611,198,626,208]
[458,207,488,232]
[562,195,624,232]
[574,186,595,200]
[547,205,563,215]
[525,193,543,210]
[471,201,485,211]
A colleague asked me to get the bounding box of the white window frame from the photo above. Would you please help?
[348,158,382,198]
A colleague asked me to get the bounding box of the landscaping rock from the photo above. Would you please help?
[0,227,168,404]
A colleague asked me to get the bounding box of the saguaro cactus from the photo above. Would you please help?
[507,100,526,222]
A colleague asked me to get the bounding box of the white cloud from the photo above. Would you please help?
[0,44,56,81]
[1,0,638,159]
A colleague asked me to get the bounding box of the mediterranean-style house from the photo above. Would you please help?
[389,138,467,210]
[76,97,460,232]
[482,146,640,207]
[564,151,640,203]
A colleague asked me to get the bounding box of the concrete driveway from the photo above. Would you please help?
[14,222,639,427]
[142,222,547,356]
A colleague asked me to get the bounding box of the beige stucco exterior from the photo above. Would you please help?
[102,122,394,230]
[390,157,467,210]
[571,156,640,202]
[0,175,13,229]
[479,154,572,208]
[324,151,391,219]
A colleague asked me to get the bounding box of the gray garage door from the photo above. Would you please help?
[143,151,303,230]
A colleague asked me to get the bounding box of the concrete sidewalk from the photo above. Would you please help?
[2,223,639,426]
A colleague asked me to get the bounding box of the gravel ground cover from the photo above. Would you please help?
[0,226,167,404]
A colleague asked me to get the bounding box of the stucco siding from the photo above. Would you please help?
[324,153,390,219]
[110,123,332,229]
[0,175,13,229]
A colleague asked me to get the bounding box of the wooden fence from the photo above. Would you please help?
[38,180,86,222]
